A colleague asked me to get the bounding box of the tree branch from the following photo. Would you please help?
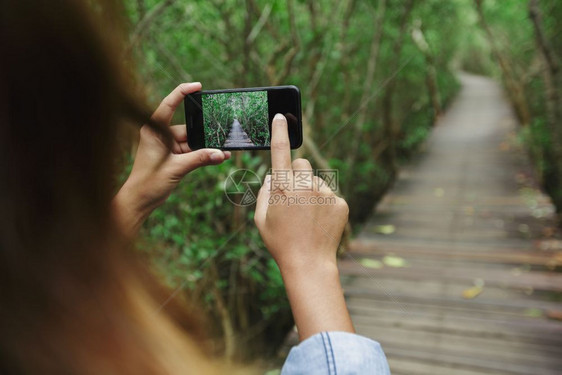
[129,0,177,49]
[529,0,559,75]
[344,0,386,194]
[149,35,192,81]
[273,0,301,84]
[474,0,530,125]
[136,0,146,20]
[246,3,273,44]
[381,0,416,172]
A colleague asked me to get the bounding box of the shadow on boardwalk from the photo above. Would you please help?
[340,73,562,375]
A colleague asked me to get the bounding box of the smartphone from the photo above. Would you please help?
[185,85,302,150]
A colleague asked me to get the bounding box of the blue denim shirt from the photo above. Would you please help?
[281,332,391,374]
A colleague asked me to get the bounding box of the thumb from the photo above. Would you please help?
[172,149,229,176]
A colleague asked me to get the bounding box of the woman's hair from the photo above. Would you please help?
[0,1,246,373]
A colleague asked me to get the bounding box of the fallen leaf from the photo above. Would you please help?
[462,286,483,299]
[359,258,383,269]
[546,310,562,321]
[523,308,543,318]
[383,255,407,268]
[532,209,543,218]
[375,225,395,235]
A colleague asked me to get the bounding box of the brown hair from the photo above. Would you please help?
[0,1,247,373]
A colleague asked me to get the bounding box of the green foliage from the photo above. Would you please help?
[202,93,234,147]
[476,0,562,212]
[123,0,488,360]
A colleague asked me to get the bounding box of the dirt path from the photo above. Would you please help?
[223,119,255,148]
[340,73,562,374]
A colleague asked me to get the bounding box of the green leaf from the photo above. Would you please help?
[359,258,384,269]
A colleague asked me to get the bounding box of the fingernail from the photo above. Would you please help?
[210,151,223,162]
[224,151,232,159]
[183,82,201,90]
[274,113,285,121]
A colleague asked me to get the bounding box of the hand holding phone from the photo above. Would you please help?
[185,86,302,150]
[114,82,231,235]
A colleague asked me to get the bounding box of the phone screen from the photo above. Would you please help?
[185,86,302,150]
[201,90,270,148]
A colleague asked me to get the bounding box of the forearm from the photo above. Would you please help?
[280,259,355,341]
[112,181,155,236]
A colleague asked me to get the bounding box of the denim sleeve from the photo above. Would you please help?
[281,331,391,375]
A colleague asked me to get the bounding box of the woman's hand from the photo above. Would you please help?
[254,114,354,341]
[114,82,231,235]
[254,115,349,270]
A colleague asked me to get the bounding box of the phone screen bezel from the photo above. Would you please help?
[185,85,302,151]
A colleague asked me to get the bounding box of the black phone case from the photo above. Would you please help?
[185,85,302,151]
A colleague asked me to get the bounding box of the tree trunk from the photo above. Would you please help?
[529,0,562,214]
[128,0,177,50]
[411,20,441,122]
[208,260,236,360]
[474,0,531,126]
[343,0,387,196]
[381,0,415,174]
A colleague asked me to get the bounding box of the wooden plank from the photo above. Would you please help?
[343,253,536,272]
[349,307,562,347]
[355,324,562,373]
[348,240,562,267]
[366,228,523,242]
[376,195,551,206]
[351,237,537,252]
[347,276,549,305]
[339,260,562,292]
[387,357,507,375]
[344,287,562,315]
[356,325,562,364]
[346,297,562,345]
[380,343,562,375]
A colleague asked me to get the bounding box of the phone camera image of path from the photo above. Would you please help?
[223,118,255,148]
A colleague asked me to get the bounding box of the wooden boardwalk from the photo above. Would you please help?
[340,73,562,374]
[223,119,255,148]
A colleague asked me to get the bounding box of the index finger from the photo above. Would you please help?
[151,82,202,125]
[270,113,292,172]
